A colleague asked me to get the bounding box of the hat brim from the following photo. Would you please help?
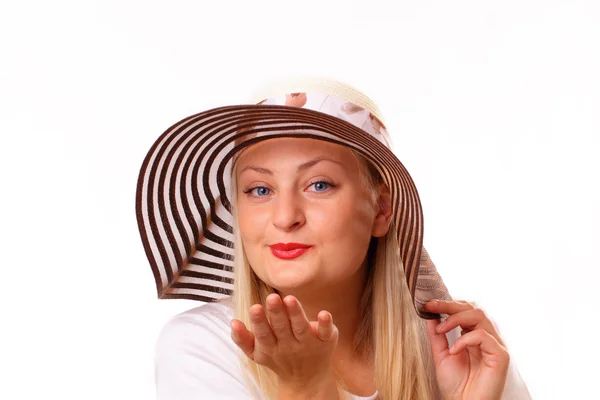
[136,104,450,319]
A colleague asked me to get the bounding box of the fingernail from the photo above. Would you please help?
[436,321,446,331]
[425,299,438,308]
[283,296,296,307]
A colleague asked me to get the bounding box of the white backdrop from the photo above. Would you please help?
[1,1,598,398]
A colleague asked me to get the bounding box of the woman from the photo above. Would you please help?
[136,77,532,399]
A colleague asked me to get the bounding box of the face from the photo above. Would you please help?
[234,137,391,293]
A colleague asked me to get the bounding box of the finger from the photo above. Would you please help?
[265,294,295,342]
[435,308,490,333]
[230,319,256,360]
[316,311,337,342]
[424,299,475,316]
[434,307,505,347]
[426,318,450,365]
[249,304,277,349]
[449,329,510,367]
[283,295,312,341]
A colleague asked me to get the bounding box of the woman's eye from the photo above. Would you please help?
[309,181,331,192]
[249,186,271,197]
[244,182,332,197]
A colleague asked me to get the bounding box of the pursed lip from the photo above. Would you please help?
[269,242,312,251]
[269,243,313,260]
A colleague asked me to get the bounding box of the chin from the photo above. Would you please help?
[263,260,318,292]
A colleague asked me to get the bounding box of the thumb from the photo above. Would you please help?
[315,311,338,342]
[426,318,450,364]
[230,319,256,360]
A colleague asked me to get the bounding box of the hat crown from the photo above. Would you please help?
[247,76,393,150]
[247,76,387,125]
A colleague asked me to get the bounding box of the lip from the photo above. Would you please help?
[269,243,313,260]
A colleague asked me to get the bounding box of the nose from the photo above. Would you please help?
[271,189,306,232]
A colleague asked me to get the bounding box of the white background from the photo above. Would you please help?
[1,1,598,398]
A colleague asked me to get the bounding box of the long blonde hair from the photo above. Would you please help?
[228,148,441,400]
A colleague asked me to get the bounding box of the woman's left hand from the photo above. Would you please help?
[425,300,510,400]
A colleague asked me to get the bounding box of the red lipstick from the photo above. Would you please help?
[269,243,313,260]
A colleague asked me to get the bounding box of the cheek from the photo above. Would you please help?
[309,196,375,248]
[236,204,274,284]
[238,204,268,244]
[237,204,271,274]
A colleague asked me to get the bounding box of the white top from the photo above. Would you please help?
[155,300,532,399]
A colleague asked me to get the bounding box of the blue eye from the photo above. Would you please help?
[310,181,331,192]
[250,186,270,197]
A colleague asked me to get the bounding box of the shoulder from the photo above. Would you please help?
[156,298,235,362]
[155,299,256,399]
[158,299,234,341]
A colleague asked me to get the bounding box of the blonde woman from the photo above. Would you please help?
[137,77,532,399]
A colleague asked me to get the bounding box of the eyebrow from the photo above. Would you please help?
[239,157,343,175]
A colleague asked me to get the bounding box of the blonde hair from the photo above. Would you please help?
[228,148,441,400]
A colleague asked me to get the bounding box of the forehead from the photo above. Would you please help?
[235,137,355,165]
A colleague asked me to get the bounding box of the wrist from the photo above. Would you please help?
[277,372,340,400]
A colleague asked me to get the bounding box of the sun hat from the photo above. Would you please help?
[135,76,452,320]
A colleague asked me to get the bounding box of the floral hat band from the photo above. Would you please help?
[253,92,394,150]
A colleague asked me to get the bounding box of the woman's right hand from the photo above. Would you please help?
[230,294,339,396]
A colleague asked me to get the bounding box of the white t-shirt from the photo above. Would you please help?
[155,299,532,399]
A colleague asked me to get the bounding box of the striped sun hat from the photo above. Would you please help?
[135,76,451,319]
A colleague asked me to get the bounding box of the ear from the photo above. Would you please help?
[371,184,393,238]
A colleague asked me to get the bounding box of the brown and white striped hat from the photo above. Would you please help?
[135,76,451,319]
